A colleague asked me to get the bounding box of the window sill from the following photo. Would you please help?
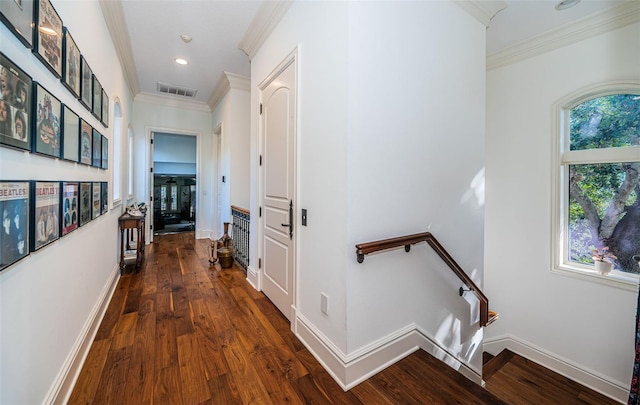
[552,263,639,291]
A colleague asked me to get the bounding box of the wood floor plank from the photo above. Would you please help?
[123,311,156,405]
[153,365,185,405]
[67,339,111,405]
[177,332,212,403]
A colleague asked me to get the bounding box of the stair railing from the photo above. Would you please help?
[231,205,250,270]
[355,232,497,327]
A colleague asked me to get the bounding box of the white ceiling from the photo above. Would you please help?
[107,0,629,106]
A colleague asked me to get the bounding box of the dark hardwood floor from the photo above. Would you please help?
[68,232,618,404]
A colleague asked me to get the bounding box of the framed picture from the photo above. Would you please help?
[91,182,100,219]
[91,128,101,167]
[61,181,78,236]
[91,75,101,119]
[79,56,92,110]
[0,52,32,151]
[62,27,80,97]
[101,89,108,127]
[78,182,91,226]
[0,0,34,48]
[61,105,79,162]
[30,180,59,251]
[33,82,61,158]
[79,118,91,165]
[33,0,63,77]
[0,181,29,271]
[100,182,108,214]
[101,135,108,169]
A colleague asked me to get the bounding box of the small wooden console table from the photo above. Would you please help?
[118,211,146,273]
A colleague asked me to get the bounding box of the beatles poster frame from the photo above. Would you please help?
[79,118,91,165]
[78,181,92,227]
[0,181,30,271]
[91,74,101,120]
[0,0,34,48]
[79,55,92,111]
[62,27,80,98]
[0,52,32,151]
[100,182,108,215]
[101,135,108,169]
[33,0,63,78]
[91,181,101,219]
[30,180,60,251]
[101,89,108,127]
[61,104,79,162]
[32,82,61,158]
[91,128,101,168]
[61,181,78,236]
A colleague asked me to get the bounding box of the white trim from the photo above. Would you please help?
[550,81,640,291]
[484,334,628,403]
[208,72,250,112]
[238,1,293,60]
[293,314,482,391]
[135,92,211,113]
[487,1,640,70]
[246,265,260,291]
[45,265,120,405]
[453,0,507,27]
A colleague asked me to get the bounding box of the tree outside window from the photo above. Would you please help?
[565,93,640,274]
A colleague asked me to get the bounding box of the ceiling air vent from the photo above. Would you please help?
[157,82,198,98]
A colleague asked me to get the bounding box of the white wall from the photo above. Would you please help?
[0,0,133,403]
[132,99,213,238]
[211,81,250,237]
[250,0,486,387]
[485,22,640,402]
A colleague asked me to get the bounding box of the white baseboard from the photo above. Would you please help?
[484,334,628,403]
[195,229,211,239]
[246,265,260,290]
[294,314,481,391]
[45,265,121,405]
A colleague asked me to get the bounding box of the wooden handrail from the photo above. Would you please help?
[355,232,496,327]
[230,205,250,216]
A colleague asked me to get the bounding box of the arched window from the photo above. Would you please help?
[553,83,640,287]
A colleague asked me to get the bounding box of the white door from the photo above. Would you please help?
[260,57,296,321]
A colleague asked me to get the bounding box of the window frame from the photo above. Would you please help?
[551,81,640,291]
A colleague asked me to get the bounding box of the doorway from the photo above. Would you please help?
[150,131,198,236]
[258,51,297,321]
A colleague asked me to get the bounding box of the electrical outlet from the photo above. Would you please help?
[321,292,329,315]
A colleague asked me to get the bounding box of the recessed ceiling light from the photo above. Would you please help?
[175,58,189,65]
[555,0,581,10]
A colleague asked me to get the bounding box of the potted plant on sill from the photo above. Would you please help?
[592,246,616,275]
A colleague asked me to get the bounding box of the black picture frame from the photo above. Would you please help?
[0,181,29,271]
[61,104,79,162]
[91,74,101,119]
[79,118,91,165]
[78,181,91,226]
[0,0,34,48]
[0,52,32,151]
[91,182,100,219]
[62,27,80,98]
[101,88,108,127]
[30,180,59,251]
[61,181,78,236]
[32,82,61,158]
[79,55,92,110]
[33,0,62,78]
[101,135,108,169]
[100,182,108,214]
[91,128,101,167]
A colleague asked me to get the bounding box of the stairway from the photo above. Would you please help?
[483,350,618,404]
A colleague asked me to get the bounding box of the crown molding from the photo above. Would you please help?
[208,72,250,111]
[487,0,640,71]
[238,0,293,61]
[135,92,211,113]
[99,0,140,97]
[454,0,507,27]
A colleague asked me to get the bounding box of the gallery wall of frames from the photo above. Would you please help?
[0,0,110,271]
